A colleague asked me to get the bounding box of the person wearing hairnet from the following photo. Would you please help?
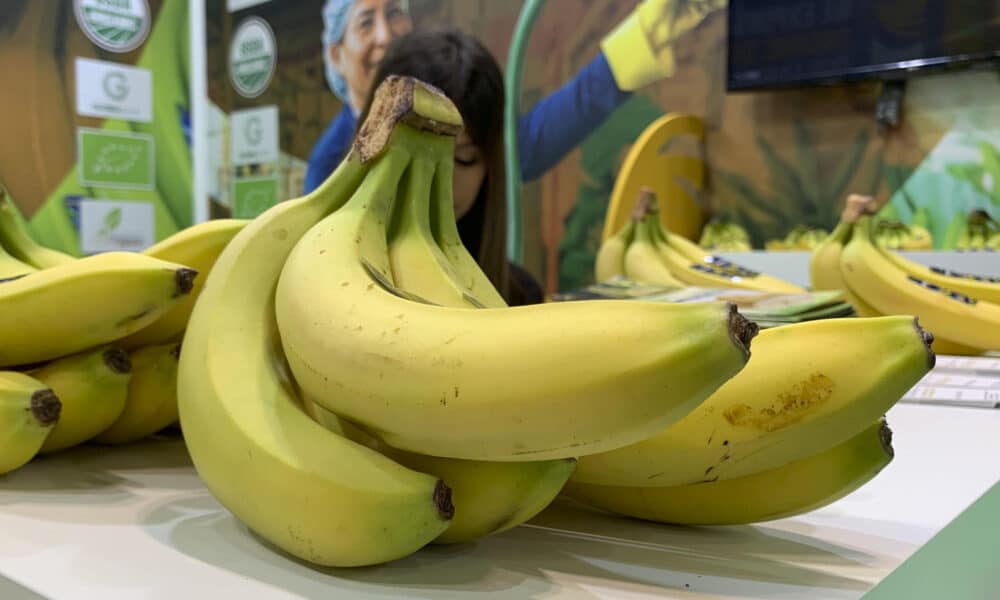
[305,0,724,195]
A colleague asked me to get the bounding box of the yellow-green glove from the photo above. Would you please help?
[601,0,725,91]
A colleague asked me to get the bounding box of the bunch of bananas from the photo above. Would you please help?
[0,184,247,473]
[176,77,932,567]
[764,225,830,251]
[596,191,804,292]
[945,209,1000,250]
[872,219,934,251]
[698,219,752,252]
[810,195,1000,356]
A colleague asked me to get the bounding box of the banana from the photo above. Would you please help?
[572,316,932,487]
[93,342,181,445]
[809,205,881,317]
[654,220,805,293]
[875,248,1000,305]
[29,347,131,454]
[306,149,575,545]
[841,216,1000,351]
[0,370,60,474]
[623,212,684,286]
[0,252,197,367]
[117,219,249,349]
[0,239,36,280]
[565,418,893,525]
[178,77,459,567]
[275,84,755,462]
[0,183,75,268]
[594,218,635,282]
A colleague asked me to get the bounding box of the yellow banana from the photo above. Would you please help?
[810,220,882,317]
[0,183,75,268]
[275,91,754,462]
[118,219,249,349]
[572,316,932,487]
[94,342,181,445]
[0,239,36,280]
[876,247,1000,305]
[841,216,1000,351]
[0,252,197,367]
[30,347,131,453]
[656,221,805,293]
[0,370,60,474]
[178,78,459,567]
[565,418,892,525]
[594,219,635,282]
[623,212,683,286]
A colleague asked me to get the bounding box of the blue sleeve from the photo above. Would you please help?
[517,52,632,182]
[304,107,356,194]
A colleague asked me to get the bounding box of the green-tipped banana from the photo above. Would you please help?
[275,101,755,462]
[572,316,932,487]
[29,347,131,453]
[566,419,893,525]
[178,77,457,567]
[0,252,197,367]
[0,371,61,474]
[623,211,683,286]
[809,199,881,316]
[118,219,249,349]
[94,342,181,445]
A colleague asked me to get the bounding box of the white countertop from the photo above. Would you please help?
[2,402,999,600]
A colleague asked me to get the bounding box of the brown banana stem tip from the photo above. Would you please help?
[353,75,464,163]
[103,347,132,375]
[30,389,61,426]
[878,417,894,458]
[632,187,659,221]
[174,268,198,297]
[912,317,936,369]
[727,303,758,362]
[433,480,455,520]
[841,194,873,224]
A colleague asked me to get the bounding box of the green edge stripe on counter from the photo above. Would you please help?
[864,479,1000,599]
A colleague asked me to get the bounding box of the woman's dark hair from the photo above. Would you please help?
[357,26,511,301]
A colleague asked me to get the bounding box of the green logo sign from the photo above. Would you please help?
[229,17,277,99]
[74,0,150,53]
[77,128,155,189]
[232,176,278,218]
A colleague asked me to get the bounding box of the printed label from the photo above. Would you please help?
[230,106,279,166]
[229,17,277,98]
[74,0,151,53]
[75,58,152,122]
[232,176,278,218]
[77,128,155,189]
[79,199,155,253]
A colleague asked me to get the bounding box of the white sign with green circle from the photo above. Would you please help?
[229,17,277,99]
[74,0,151,53]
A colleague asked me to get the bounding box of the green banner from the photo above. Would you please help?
[77,128,155,189]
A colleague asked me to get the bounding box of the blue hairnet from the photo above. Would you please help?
[322,0,353,103]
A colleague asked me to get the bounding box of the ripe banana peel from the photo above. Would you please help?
[572,316,932,487]
[0,371,60,474]
[565,418,893,525]
[94,342,181,445]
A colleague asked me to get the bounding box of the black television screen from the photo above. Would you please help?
[727,0,1000,91]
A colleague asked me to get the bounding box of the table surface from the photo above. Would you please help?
[1,402,998,600]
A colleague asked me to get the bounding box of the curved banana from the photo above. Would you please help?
[594,219,635,282]
[0,240,36,280]
[0,252,196,367]
[30,347,132,453]
[623,213,683,286]
[657,222,805,293]
[809,221,882,317]
[841,216,1000,351]
[178,77,458,567]
[565,418,892,525]
[572,316,932,487]
[312,151,575,545]
[118,219,249,349]
[0,371,60,474]
[0,184,75,268]
[94,342,181,445]
[876,247,1000,305]
[275,118,754,462]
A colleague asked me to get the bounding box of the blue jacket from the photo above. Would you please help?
[304,52,630,193]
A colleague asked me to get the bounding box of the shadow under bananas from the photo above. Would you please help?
[138,491,886,598]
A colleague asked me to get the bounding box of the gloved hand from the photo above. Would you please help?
[601,0,725,91]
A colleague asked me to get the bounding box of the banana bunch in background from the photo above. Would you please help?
[596,190,804,293]
[764,225,830,251]
[179,76,761,568]
[810,194,1000,356]
[698,219,752,252]
[0,183,247,472]
[872,219,934,251]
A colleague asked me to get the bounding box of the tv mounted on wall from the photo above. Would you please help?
[726,0,1000,92]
